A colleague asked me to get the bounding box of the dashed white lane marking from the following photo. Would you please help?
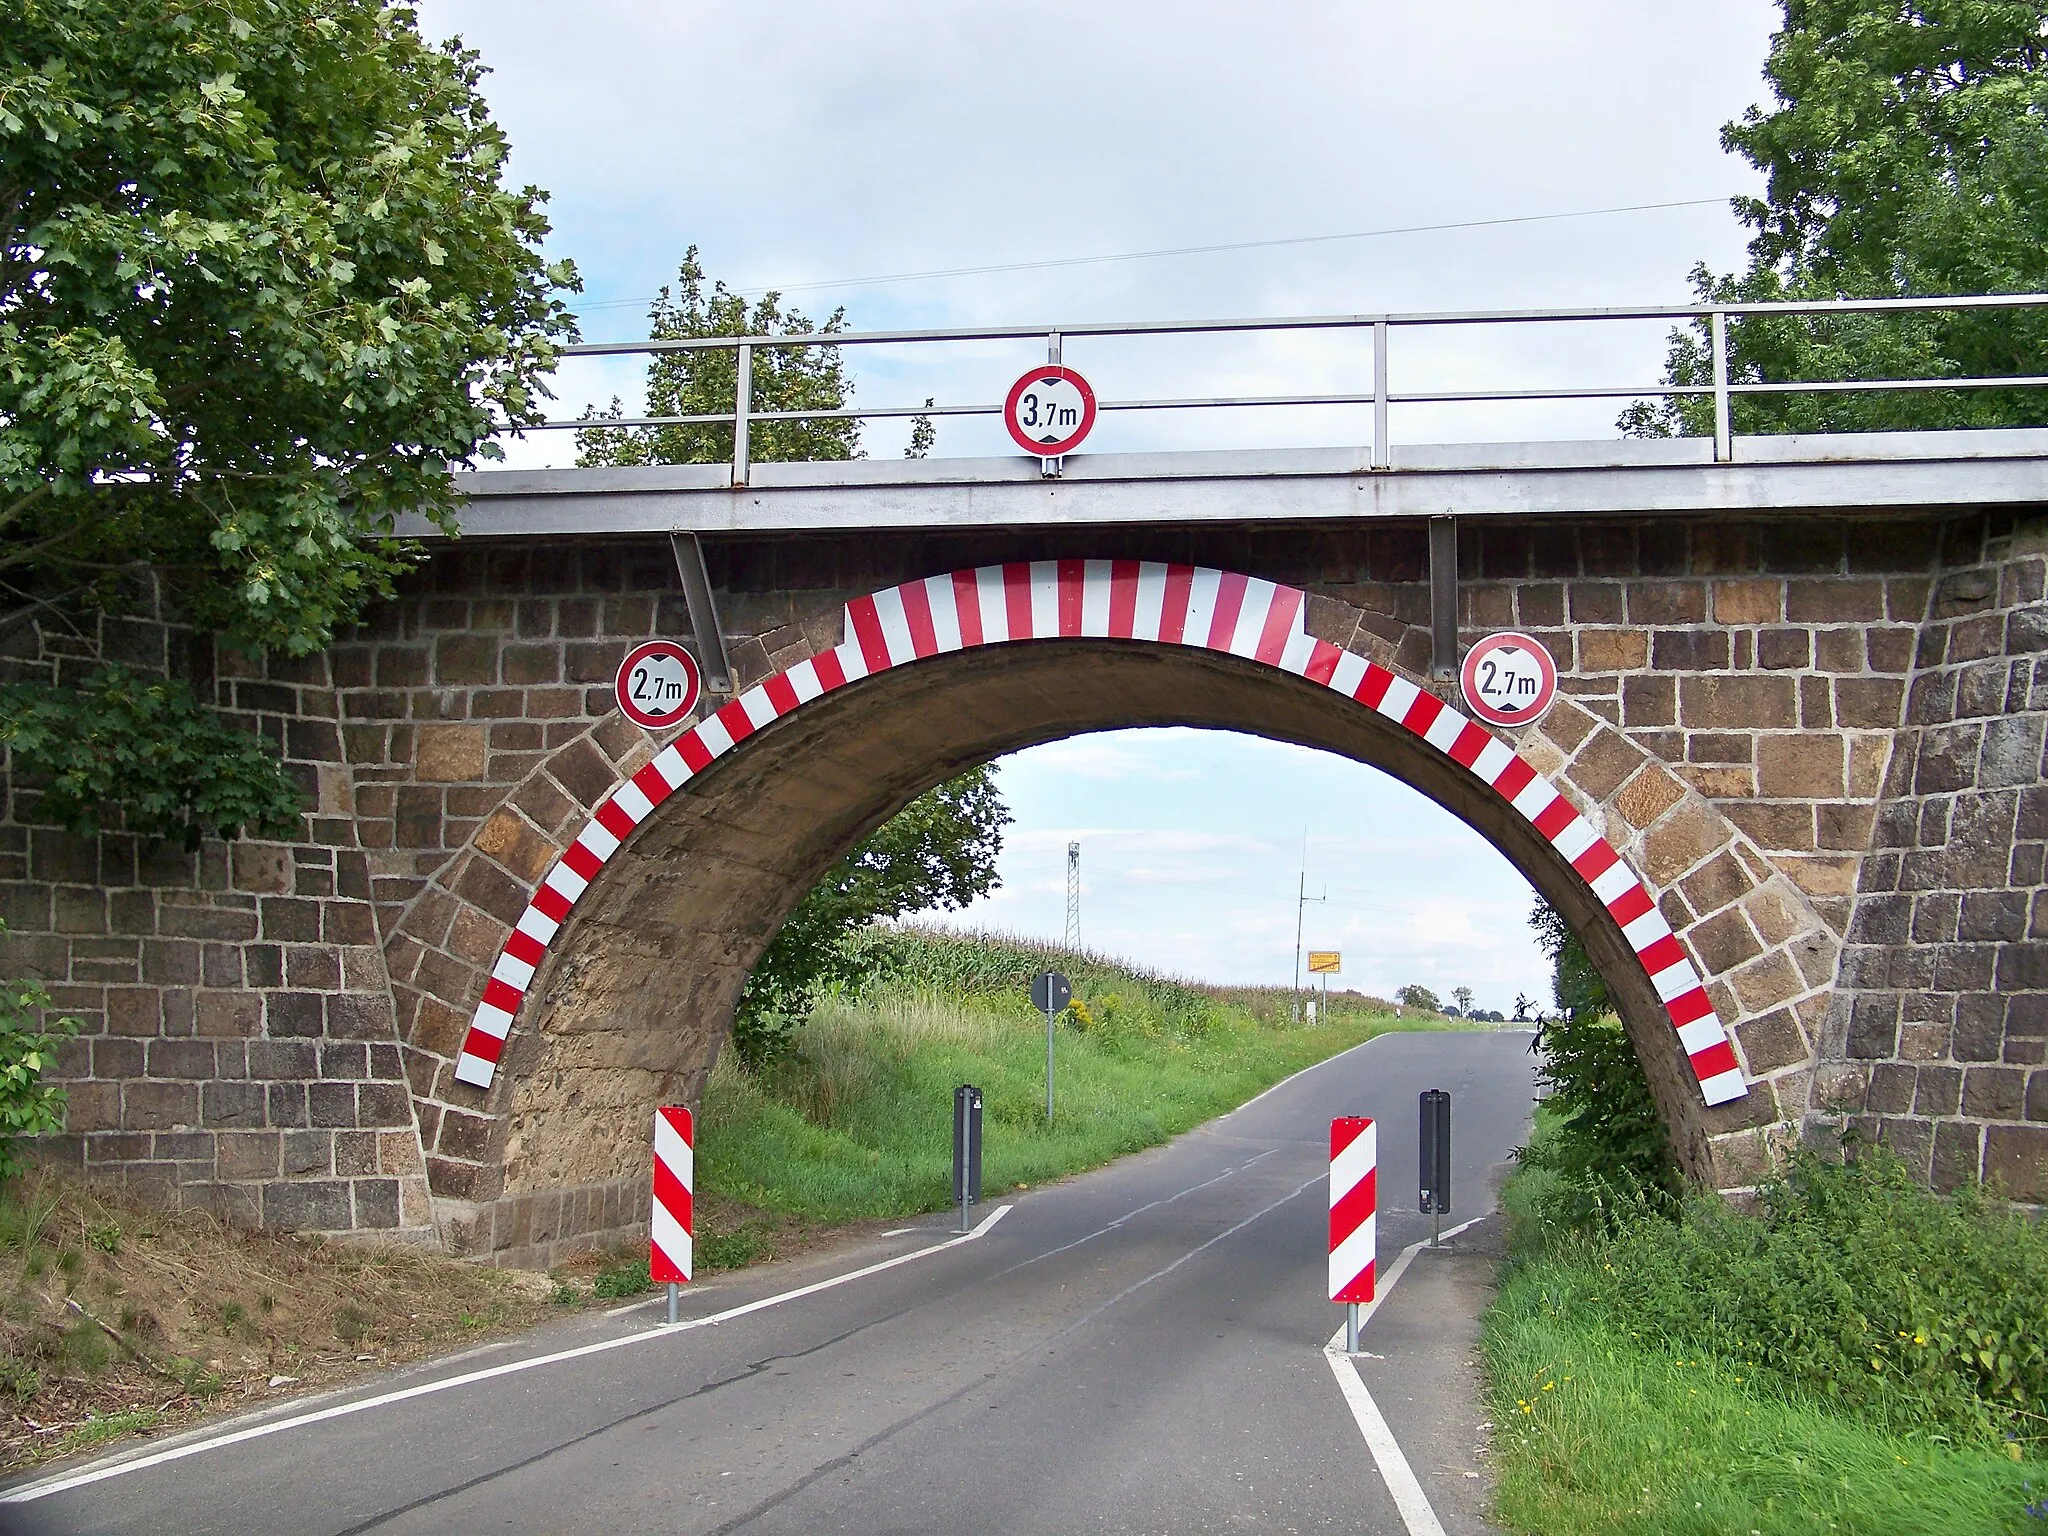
[0,1204,1013,1508]
[1322,1214,1487,1536]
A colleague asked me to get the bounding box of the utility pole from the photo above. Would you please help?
[1064,841,1081,950]
[1292,832,1325,1024]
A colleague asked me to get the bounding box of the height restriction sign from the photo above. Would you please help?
[615,639,702,730]
[1459,631,1558,728]
[1004,366,1097,457]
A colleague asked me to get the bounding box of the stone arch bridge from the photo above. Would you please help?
[13,423,2048,1267]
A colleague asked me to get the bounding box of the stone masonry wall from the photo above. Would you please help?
[12,509,2041,1251]
[1824,511,2048,1199]
[3,590,435,1236]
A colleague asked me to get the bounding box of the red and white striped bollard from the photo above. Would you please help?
[1329,1115,1376,1353]
[651,1106,693,1324]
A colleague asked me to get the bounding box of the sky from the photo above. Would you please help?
[414,0,1786,1007]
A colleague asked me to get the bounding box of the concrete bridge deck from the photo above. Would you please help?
[429,429,2048,538]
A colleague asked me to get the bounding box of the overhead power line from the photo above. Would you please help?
[569,195,1736,315]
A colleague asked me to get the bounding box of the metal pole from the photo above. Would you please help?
[1048,330,1063,366]
[1371,320,1389,469]
[666,1281,678,1325]
[1045,1005,1055,1122]
[731,342,754,486]
[1346,1302,1360,1354]
[1293,868,1305,1024]
[1710,310,1731,462]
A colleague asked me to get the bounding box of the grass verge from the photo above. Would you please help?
[701,926,1466,1223]
[1482,1115,2046,1535]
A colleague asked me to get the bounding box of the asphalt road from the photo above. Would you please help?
[4,1027,1537,1536]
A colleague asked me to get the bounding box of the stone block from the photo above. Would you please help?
[1962,1066,2026,1120]
[1866,1062,1915,1114]
[1641,800,1728,884]
[1729,949,1804,1013]
[262,1179,353,1232]
[1712,580,1781,625]
[1913,1064,1963,1117]
[216,1130,281,1181]
[1983,1126,2048,1201]
[1689,907,1763,973]
[1756,735,1845,799]
[415,725,488,783]
[1567,730,1647,801]
[1931,1120,1983,1193]
[1653,630,1730,670]
[353,1179,401,1229]
[1680,675,1797,731]
[437,1109,494,1161]
[282,1128,330,1175]
[1844,993,1900,1059]
[473,810,559,884]
[122,1081,197,1130]
[1734,1007,1808,1073]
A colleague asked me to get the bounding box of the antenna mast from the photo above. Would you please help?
[1064,842,1081,949]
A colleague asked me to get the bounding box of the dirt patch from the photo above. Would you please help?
[0,1175,897,1478]
[0,1171,563,1476]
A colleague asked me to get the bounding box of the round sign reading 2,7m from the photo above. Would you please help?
[615,639,702,731]
[1004,366,1097,457]
[1459,631,1559,728]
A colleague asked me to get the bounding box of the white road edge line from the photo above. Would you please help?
[0,1202,1014,1507]
[1321,1214,1487,1536]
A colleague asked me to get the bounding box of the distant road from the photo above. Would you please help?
[7,1028,1537,1535]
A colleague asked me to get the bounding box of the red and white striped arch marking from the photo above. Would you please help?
[451,561,1748,1106]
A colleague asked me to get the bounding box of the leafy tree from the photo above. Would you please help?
[1396,983,1441,1012]
[1623,0,2048,440]
[1513,992,1534,1022]
[580,250,999,1061]
[1,0,578,840]
[733,768,1010,1063]
[576,247,858,468]
[1527,900,1679,1201]
[1451,985,1475,1015]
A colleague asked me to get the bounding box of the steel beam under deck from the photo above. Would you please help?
[419,429,2048,540]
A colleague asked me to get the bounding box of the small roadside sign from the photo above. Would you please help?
[1029,970,1073,1014]
[615,639,702,731]
[1459,630,1558,728]
[1031,970,1072,1123]
[1004,366,1097,457]
[1307,951,1341,974]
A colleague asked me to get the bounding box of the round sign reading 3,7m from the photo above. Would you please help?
[1458,631,1559,728]
[1004,366,1097,457]
[615,639,703,731]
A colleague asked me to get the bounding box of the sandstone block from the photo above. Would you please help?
[415,725,488,783]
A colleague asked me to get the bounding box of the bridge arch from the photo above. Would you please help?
[403,561,1828,1261]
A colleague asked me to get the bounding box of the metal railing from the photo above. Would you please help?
[529,292,2048,482]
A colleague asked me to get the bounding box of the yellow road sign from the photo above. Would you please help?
[1307,951,1341,974]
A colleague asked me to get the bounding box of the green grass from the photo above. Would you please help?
[1483,1111,2048,1535]
[701,928,1458,1223]
[1485,1280,2040,1535]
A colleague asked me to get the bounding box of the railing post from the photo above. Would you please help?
[1710,309,1731,463]
[1371,321,1390,470]
[731,342,753,487]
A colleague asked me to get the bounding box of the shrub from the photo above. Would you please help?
[1543,1148,2048,1448]
[1523,900,1679,1209]
[0,968,80,1182]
